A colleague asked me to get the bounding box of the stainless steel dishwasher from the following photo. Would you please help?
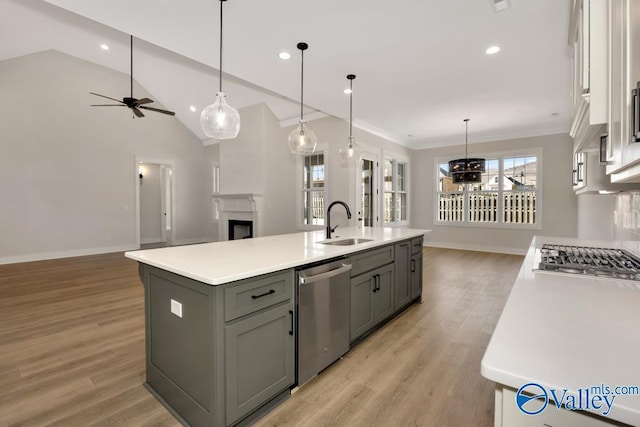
[297,257,351,387]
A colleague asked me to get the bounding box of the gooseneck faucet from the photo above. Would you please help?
[326,201,352,238]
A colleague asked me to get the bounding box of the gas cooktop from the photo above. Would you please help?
[536,244,640,281]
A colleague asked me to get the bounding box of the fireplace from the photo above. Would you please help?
[229,220,253,240]
[212,193,262,241]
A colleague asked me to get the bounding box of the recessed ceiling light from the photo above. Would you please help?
[343,88,352,94]
[189,106,197,112]
[486,46,501,55]
[277,51,291,60]
[100,43,109,51]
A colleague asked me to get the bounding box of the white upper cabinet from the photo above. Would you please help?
[569,0,608,152]
[607,0,640,182]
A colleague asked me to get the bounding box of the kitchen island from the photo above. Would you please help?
[482,236,640,426]
[125,226,429,427]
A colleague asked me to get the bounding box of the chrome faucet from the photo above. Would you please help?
[326,201,352,238]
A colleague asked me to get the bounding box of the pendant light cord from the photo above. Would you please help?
[464,118,470,159]
[130,35,133,99]
[300,48,304,121]
[219,0,223,93]
[349,78,353,139]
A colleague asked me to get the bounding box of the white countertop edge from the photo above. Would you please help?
[125,227,430,286]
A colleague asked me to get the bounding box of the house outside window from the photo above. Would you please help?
[301,152,325,227]
[384,157,408,224]
[436,151,539,228]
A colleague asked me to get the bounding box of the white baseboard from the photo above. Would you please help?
[424,240,527,256]
[0,244,139,265]
[172,237,208,246]
[141,237,164,244]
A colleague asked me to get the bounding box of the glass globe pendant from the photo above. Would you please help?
[339,74,359,164]
[200,0,240,140]
[201,92,240,139]
[288,42,317,154]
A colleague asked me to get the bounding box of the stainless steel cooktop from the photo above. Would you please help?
[536,244,640,281]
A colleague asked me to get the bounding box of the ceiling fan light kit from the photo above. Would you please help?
[339,74,359,164]
[89,35,175,118]
[448,119,486,184]
[288,42,317,155]
[200,0,241,140]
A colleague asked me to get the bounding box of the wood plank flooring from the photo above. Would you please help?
[0,248,522,426]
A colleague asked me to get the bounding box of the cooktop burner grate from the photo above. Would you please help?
[538,244,640,281]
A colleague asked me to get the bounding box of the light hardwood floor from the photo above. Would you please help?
[0,248,522,426]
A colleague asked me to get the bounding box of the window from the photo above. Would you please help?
[301,152,325,226]
[436,153,539,227]
[384,158,408,224]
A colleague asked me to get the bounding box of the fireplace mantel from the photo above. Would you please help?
[212,194,263,241]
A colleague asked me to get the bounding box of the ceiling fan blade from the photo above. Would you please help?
[139,106,176,116]
[89,92,124,103]
[136,98,153,105]
[132,107,145,118]
[90,104,125,107]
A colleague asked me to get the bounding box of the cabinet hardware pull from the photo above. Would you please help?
[288,310,294,335]
[400,243,409,248]
[411,259,416,272]
[372,275,377,293]
[375,274,381,291]
[633,86,640,143]
[251,289,275,299]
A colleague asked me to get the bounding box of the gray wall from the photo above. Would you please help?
[411,133,578,254]
[0,50,208,263]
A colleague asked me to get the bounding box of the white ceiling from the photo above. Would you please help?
[2,0,572,149]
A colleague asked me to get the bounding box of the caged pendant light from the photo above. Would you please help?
[448,119,486,184]
[288,42,317,155]
[339,74,359,163]
[200,0,240,140]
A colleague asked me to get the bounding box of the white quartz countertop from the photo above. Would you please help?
[125,227,429,286]
[481,236,640,426]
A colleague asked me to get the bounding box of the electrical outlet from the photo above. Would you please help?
[170,299,182,318]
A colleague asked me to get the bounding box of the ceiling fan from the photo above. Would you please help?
[90,35,175,118]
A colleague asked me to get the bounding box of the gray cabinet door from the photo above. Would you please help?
[373,264,394,325]
[225,303,294,425]
[394,242,411,310]
[350,273,375,341]
[411,253,423,300]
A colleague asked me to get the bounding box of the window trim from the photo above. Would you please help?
[382,151,410,227]
[434,147,543,230]
[296,145,328,230]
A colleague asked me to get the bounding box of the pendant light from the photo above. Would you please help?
[448,119,486,184]
[339,74,359,163]
[288,42,317,155]
[200,0,240,140]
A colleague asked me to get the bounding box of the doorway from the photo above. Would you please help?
[135,158,174,248]
[357,152,379,227]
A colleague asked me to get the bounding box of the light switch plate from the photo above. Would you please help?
[170,299,182,318]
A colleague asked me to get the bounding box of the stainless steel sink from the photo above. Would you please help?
[319,238,374,246]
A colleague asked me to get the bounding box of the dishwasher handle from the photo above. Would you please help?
[299,263,352,285]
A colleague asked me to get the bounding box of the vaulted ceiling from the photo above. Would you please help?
[2,0,572,148]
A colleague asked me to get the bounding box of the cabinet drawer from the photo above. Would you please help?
[224,271,293,321]
[411,236,423,254]
[351,245,394,277]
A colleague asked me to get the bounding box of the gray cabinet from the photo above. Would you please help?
[410,253,423,301]
[225,303,294,425]
[394,241,411,310]
[140,265,294,427]
[350,264,394,341]
[410,236,423,301]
